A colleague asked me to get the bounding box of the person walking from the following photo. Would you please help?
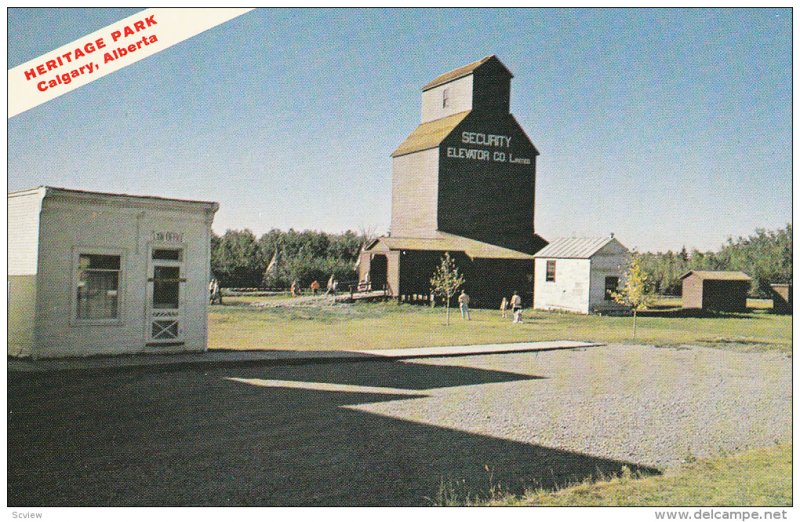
[209,278,222,305]
[310,280,320,295]
[458,289,471,321]
[500,296,508,319]
[510,291,523,323]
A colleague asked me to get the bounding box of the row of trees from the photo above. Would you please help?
[639,224,792,297]
[211,228,372,288]
[210,224,791,296]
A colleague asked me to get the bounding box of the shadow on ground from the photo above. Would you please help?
[9,360,658,506]
[640,307,762,319]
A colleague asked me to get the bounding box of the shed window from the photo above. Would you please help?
[442,88,450,108]
[76,254,121,320]
[605,276,619,301]
[546,260,556,282]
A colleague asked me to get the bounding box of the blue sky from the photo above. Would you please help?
[8,8,792,252]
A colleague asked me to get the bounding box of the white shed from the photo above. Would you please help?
[8,187,219,358]
[533,236,629,314]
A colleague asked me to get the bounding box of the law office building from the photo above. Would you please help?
[8,186,219,358]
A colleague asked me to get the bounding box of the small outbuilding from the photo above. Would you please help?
[769,283,792,314]
[533,236,629,314]
[680,270,752,312]
[8,186,219,358]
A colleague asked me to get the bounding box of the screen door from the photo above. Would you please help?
[146,247,186,345]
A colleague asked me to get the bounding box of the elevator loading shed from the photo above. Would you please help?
[680,270,752,312]
[8,187,219,358]
[360,55,547,308]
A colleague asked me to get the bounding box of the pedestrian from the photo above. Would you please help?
[209,278,222,305]
[325,274,335,295]
[310,279,320,295]
[458,289,471,320]
[290,280,298,297]
[500,296,508,319]
[510,291,523,323]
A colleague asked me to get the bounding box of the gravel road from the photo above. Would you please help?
[350,344,792,469]
[8,343,791,505]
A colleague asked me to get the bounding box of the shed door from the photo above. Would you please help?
[146,246,186,346]
[369,254,388,289]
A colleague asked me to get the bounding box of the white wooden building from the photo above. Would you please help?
[8,187,219,358]
[533,236,629,314]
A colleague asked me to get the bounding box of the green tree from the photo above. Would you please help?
[213,226,382,290]
[612,253,655,340]
[714,224,792,295]
[429,252,465,325]
[211,229,264,288]
[635,225,791,299]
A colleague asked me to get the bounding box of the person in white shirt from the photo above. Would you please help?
[510,291,523,323]
[458,290,471,321]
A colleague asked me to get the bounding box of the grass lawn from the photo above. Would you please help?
[208,298,791,352]
[482,443,792,507]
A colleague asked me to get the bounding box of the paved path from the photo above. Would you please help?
[7,340,600,374]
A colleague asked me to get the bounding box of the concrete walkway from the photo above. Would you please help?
[7,340,601,374]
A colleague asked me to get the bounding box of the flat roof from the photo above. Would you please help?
[9,186,219,210]
[680,270,752,281]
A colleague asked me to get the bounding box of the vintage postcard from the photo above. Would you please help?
[6,7,793,516]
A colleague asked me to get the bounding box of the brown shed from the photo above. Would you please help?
[680,271,752,312]
[769,284,792,314]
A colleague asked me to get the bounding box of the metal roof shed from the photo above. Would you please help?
[533,236,629,314]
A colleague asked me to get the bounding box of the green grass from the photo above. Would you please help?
[208,299,792,352]
[481,443,791,506]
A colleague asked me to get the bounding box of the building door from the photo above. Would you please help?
[146,246,186,346]
[370,254,388,290]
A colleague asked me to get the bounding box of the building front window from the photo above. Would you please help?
[546,260,556,282]
[76,254,121,320]
[442,88,450,108]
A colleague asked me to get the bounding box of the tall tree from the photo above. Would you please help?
[211,229,264,288]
